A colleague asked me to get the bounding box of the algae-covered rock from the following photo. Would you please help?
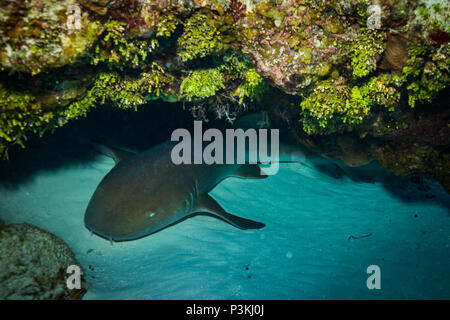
[0,0,103,74]
[79,0,115,15]
[336,134,372,167]
[371,142,450,193]
[0,223,86,300]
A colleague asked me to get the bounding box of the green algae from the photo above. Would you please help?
[91,21,159,70]
[177,11,224,62]
[180,69,225,101]
[349,28,385,78]
[156,13,182,38]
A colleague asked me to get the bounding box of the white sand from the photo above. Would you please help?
[0,154,449,299]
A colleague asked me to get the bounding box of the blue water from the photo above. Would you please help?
[0,152,449,299]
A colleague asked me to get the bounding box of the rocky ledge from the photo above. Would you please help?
[0,0,448,191]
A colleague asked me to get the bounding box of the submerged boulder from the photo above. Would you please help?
[0,223,86,300]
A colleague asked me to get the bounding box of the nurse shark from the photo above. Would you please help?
[84,114,374,242]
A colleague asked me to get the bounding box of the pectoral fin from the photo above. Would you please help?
[195,193,265,230]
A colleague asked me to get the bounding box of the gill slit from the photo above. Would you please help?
[186,179,199,215]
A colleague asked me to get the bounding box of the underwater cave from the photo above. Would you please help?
[0,0,449,301]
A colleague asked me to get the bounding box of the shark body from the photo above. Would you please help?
[84,141,267,241]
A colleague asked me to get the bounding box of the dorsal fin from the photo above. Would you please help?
[91,142,137,164]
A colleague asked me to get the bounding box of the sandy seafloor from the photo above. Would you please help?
[0,151,449,299]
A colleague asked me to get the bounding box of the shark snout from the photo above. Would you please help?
[84,208,112,240]
[84,204,125,241]
[84,213,132,241]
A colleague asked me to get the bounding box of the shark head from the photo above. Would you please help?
[84,179,186,241]
[84,147,187,241]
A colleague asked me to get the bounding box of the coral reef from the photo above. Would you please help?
[0,223,86,300]
[177,10,224,62]
[0,0,102,74]
[371,141,450,193]
[0,0,448,190]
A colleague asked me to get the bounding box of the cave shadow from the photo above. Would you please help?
[318,158,450,211]
[0,100,197,189]
[306,150,450,211]
[0,103,448,211]
[277,134,450,211]
[377,172,450,211]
